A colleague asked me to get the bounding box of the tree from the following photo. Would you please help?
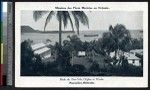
[109,24,132,59]
[82,41,90,51]
[99,24,132,66]
[94,38,106,55]
[62,40,73,53]
[33,11,89,46]
[131,38,143,49]
[101,32,116,56]
[33,55,44,75]
[21,39,44,75]
[67,35,83,52]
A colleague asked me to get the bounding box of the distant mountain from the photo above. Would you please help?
[21,25,75,33]
[21,26,40,33]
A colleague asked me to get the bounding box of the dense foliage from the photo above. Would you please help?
[21,24,143,76]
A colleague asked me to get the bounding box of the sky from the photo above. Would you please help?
[21,11,143,31]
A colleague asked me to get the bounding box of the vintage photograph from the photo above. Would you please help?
[21,11,143,76]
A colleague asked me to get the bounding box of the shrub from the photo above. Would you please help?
[89,61,100,73]
[71,64,86,75]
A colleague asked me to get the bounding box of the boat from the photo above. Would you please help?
[84,34,99,37]
[139,30,143,33]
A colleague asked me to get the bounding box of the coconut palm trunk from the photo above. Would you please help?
[59,17,62,46]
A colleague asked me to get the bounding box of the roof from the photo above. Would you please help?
[130,49,143,53]
[31,43,46,51]
[126,55,140,60]
[34,47,50,55]
[124,53,140,60]
[110,52,140,60]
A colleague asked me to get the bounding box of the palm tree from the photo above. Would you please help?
[33,11,89,46]
[108,24,132,64]
[113,24,131,54]
[100,24,131,66]
[101,31,117,56]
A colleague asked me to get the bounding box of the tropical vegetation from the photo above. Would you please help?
[21,24,143,76]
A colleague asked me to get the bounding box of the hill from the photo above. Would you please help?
[21,25,75,33]
[21,26,40,33]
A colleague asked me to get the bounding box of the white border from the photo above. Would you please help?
[15,2,148,87]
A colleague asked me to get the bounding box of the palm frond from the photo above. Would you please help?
[67,12,74,32]
[44,11,55,31]
[61,11,69,28]
[72,11,89,28]
[56,11,62,22]
[33,11,48,21]
[71,12,80,35]
[60,12,74,32]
